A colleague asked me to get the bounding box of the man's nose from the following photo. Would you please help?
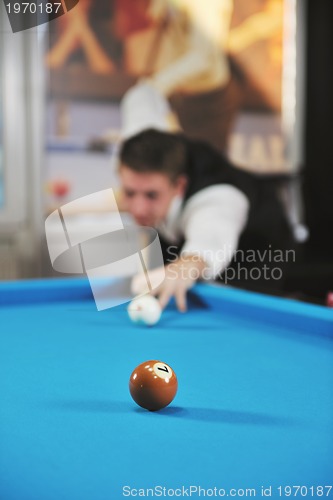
[132,197,150,217]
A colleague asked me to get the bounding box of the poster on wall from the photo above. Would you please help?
[46,0,289,172]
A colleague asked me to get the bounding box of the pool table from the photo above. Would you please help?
[0,278,333,499]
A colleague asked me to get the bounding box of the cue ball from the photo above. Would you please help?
[129,360,178,411]
[127,295,161,326]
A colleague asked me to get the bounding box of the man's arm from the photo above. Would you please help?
[152,185,249,311]
[156,253,206,312]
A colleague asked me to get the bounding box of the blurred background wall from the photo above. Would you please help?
[0,0,332,301]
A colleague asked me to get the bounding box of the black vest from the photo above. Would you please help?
[159,138,292,261]
[183,138,257,205]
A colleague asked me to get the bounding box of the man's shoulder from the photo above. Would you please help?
[185,137,230,166]
[184,137,257,199]
[185,137,257,179]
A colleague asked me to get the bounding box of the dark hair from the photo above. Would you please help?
[119,129,188,183]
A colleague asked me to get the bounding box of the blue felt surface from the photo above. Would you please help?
[0,279,333,499]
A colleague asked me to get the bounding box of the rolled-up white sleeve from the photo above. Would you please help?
[180,185,249,279]
[151,25,218,96]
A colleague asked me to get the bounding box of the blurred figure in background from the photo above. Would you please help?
[46,0,240,153]
[119,0,239,153]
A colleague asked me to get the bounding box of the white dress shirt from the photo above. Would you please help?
[157,184,249,279]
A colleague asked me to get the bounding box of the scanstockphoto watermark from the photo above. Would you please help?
[122,485,333,497]
[2,0,80,33]
[123,485,257,497]
[166,245,296,284]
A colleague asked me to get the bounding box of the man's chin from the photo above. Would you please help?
[135,220,155,227]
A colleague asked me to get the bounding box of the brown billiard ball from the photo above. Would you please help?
[129,360,178,411]
[326,292,333,307]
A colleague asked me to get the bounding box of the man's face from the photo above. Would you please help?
[119,165,186,227]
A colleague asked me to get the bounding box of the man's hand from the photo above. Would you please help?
[152,255,206,312]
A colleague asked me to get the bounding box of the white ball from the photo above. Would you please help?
[127,295,162,326]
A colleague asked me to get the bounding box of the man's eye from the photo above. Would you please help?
[124,190,135,198]
[146,192,158,200]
